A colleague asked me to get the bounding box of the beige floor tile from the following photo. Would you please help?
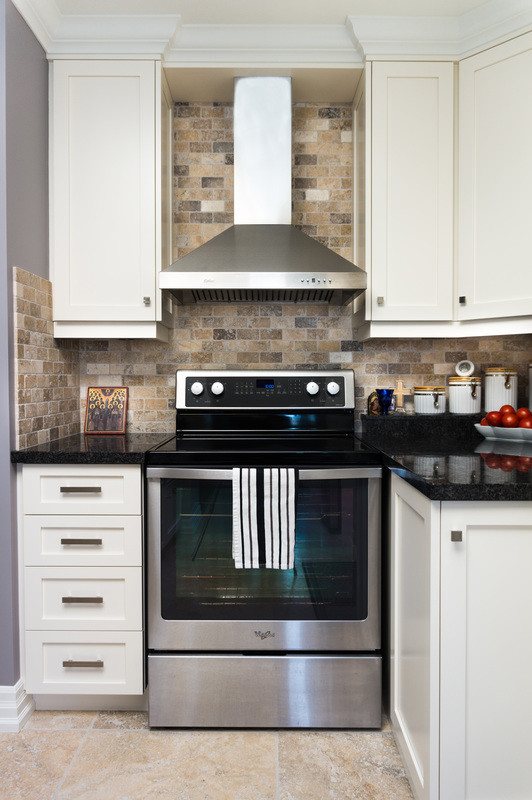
[278,730,414,800]
[93,711,149,730]
[57,730,278,800]
[0,730,85,800]
[24,710,96,731]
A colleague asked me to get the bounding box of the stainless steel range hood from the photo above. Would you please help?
[159,77,367,305]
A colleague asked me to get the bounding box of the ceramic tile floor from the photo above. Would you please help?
[0,711,415,800]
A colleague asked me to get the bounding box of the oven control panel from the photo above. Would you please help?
[176,370,354,410]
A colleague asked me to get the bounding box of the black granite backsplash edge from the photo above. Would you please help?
[361,412,484,443]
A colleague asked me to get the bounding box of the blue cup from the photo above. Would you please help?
[376,388,394,415]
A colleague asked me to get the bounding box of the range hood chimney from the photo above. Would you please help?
[159,77,367,305]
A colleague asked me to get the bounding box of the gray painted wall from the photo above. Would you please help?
[0,0,48,687]
[6,0,48,280]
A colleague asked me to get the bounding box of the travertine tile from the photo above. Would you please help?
[57,730,277,800]
[0,730,84,799]
[24,710,96,731]
[278,730,414,800]
[93,711,149,730]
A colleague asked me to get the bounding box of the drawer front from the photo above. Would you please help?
[25,567,142,630]
[22,464,141,515]
[23,516,142,566]
[25,630,144,695]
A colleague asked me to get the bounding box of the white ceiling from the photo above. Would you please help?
[54,0,488,25]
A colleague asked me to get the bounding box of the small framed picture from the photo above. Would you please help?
[84,387,128,434]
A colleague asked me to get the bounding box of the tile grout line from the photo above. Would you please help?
[52,714,97,800]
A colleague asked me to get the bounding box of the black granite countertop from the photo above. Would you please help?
[10,433,173,464]
[357,414,532,501]
[11,419,532,501]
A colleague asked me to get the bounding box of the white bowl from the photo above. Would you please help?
[475,423,532,442]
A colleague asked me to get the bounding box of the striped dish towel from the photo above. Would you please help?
[232,468,297,569]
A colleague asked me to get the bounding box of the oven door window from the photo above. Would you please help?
[159,475,368,621]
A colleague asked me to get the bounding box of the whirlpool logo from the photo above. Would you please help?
[254,630,275,640]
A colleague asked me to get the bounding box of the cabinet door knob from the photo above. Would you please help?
[143,296,151,306]
[459,296,466,305]
[377,296,384,305]
[451,530,463,542]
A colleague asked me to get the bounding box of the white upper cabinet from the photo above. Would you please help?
[457,32,532,321]
[370,62,454,322]
[51,60,172,340]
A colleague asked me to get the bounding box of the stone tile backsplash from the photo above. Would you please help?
[13,268,80,448]
[12,101,532,443]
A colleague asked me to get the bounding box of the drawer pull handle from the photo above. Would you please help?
[62,660,104,669]
[60,538,103,546]
[60,486,102,494]
[62,596,103,604]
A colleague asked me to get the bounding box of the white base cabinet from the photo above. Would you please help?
[390,474,532,800]
[20,465,144,696]
[440,502,532,800]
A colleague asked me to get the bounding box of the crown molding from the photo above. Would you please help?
[347,0,532,58]
[11,1,182,57]
[10,0,532,62]
[164,24,361,65]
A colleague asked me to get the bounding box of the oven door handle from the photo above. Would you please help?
[146,467,381,481]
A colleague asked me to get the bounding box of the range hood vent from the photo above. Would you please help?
[160,77,367,305]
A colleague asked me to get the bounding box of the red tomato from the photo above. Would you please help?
[486,411,502,426]
[518,417,532,429]
[519,456,532,465]
[485,454,501,469]
[500,456,517,471]
[501,412,519,428]
[480,417,489,426]
[516,460,531,473]
[516,407,532,420]
[499,405,515,415]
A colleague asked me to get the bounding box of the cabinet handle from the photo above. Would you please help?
[62,660,104,669]
[451,530,463,542]
[60,486,102,494]
[377,296,384,305]
[459,296,466,305]
[62,596,103,604]
[143,296,151,306]
[60,538,103,546]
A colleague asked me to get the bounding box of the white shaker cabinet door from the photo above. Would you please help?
[440,502,532,800]
[389,474,440,800]
[370,62,454,321]
[457,33,532,321]
[51,60,157,323]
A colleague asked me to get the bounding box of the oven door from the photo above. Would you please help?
[147,467,380,652]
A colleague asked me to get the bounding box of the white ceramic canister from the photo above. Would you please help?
[448,455,480,484]
[413,386,446,414]
[448,376,481,414]
[484,367,517,412]
[413,455,446,482]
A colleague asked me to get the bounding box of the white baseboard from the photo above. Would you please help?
[0,679,35,732]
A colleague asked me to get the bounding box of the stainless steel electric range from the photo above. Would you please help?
[146,370,381,728]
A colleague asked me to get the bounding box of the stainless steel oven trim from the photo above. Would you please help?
[175,369,355,410]
[147,467,380,652]
[146,467,381,481]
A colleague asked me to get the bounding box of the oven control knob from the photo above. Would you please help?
[327,381,340,396]
[190,381,204,396]
[306,381,320,396]
[211,381,224,396]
